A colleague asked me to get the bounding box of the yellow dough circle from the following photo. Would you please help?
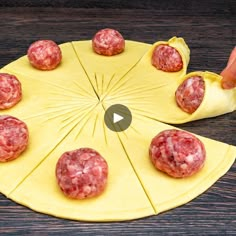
[0,37,236,222]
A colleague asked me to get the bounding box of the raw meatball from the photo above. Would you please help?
[0,73,22,109]
[152,44,183,72]
[27,40,62,70]
[56,148,108,199]
[149,129,206,178]
[0,115,29,162]
[92,28,125,56]
[175,76,205,114]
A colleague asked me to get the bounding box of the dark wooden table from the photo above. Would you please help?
[0,1,236,235]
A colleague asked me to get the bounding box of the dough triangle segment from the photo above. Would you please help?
[0,43,100,196]
[72,40,151,100]
[0,69,97,196]
[3,42,97,100]
[102,37,192,123]
[9,104,155,222]
[115,69,236,124]
[103,39,236,124]
[105,37,190,97]
[115,111,236,214]
[1,38,235,222]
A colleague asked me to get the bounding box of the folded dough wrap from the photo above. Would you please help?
[105,38,236,124]
[176,71,236,123]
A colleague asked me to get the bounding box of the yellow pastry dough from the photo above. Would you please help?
[0,38,235,222]
[72,40,151,100]
[105,39,236,124]
[10,104,154,221]
[0,43,98,195]
[108,112,236,213]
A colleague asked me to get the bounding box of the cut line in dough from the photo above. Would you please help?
[0,38,235,222]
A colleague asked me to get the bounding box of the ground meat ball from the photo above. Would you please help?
[92,28,125,56]
[27,40,62,70]
[0,73,22,109]
[149,129,206,178]
[0,115,29,162]
[56,148,108,199]
[175,76,205,114]
[151,44,183,72]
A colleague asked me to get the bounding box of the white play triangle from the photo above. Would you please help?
[113,113,124,123]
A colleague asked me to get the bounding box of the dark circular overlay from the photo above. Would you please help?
[104,104,132,132]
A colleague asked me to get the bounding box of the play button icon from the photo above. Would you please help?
[113,113,124,123]
[104,104,132,132]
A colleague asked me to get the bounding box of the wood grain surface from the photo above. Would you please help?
[0,2,236,235]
